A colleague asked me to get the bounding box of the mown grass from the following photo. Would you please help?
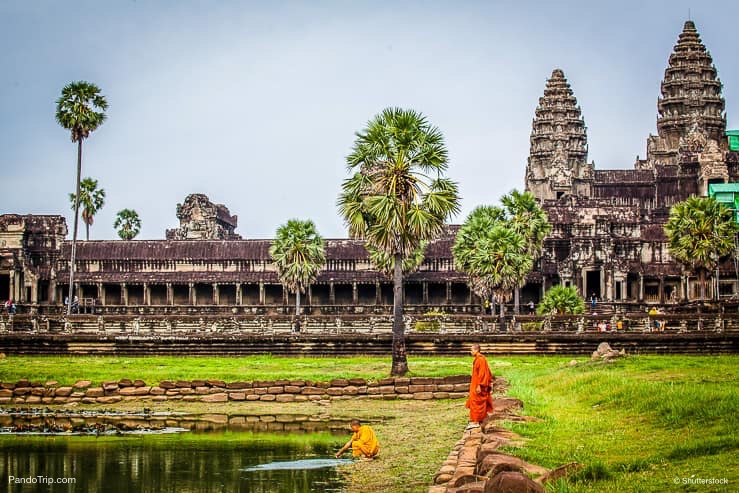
[501,355,738,492]
[0,354,736,492]
[0,355,471,385]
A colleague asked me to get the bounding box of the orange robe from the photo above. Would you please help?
[351,425,379,458]
[465,353,494,422]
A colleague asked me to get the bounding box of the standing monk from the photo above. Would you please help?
[465,343,493,430]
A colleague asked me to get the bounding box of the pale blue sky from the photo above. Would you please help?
[1,1,738,239]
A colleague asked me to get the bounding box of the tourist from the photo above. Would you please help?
[335,419,379,460]
[590,293,597,311]
[8,301,15,315]
[71,296,79,314]
[528,301,535,314]
[465,343,493,430]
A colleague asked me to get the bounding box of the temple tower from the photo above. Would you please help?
[525,69,593,201]
[165,193,242,240]
[644,20,727,167]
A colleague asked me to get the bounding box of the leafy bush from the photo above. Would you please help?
[536,285,585,315]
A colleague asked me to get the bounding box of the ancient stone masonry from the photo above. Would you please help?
[525,69,593,202]
[527,20,738,305]
[0,375,472,406]
[165,193,241,240]
[644,20,727,168]
[0,21,737,313]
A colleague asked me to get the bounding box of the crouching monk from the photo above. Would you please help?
[465,343,493,430]
[335,419,379,459]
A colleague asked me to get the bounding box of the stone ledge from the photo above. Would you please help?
[0,374,477,405]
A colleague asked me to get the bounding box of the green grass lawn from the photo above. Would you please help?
[0,354,736,492]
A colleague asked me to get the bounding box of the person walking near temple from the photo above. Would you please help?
[465,343,493,430]
[335,419,379,460]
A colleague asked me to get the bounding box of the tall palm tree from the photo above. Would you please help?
[338,108,460,376]
[56,81,108,315]
[269,219,326,324]
[114,209,142,240]
[453,206,532,324]
[664,196,738,300]
[536,285,585,316]
[69,177,105,240]
[501,190,551,313]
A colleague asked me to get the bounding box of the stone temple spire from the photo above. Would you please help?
[525,69,593,201]
[645,20,726,166]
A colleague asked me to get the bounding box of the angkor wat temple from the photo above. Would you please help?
[1,21,737,314]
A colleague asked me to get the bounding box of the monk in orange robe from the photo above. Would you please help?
[335,419,379,459]
[465,343,493,429]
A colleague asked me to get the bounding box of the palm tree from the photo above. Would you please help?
[664,196,738,300]
[337,108,460,376]
[453,206,533,324]
[69,177,105,240]
[269,219,326,326]
[501,190,551,313]
[56,81,108,315]
[536,285,585,316]
[114,209,142,240]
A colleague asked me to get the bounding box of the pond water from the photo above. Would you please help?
[0,411,352,492]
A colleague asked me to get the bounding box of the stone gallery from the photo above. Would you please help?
[1,21,737,313]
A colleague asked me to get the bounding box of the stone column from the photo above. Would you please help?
[282,285,289,305]
[188,282,195,305]
[144,283,150,305]
[50,278,57,304]
[659,276,665,304]
[422,282,429,305]
[446,282,452,304]
[307,285,313,306]
[541,276,547,300]
[9,272,16,302]
[122,283,129,306]
[235,283,242,305]
[352,282,358,304]
[213,284,220,305]
[98,282,105,306]
[329,282,336,305]
[259,282,265,305]
[375,281,381,305]
[638,273,644,302]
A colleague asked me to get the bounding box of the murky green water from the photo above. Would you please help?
[0,431,348,492]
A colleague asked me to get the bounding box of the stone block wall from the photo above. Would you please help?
[0,375,475,406]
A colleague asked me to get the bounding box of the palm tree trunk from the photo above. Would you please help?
[391,252,408,376]
[514,287,520,315]
[85,221,90,241]
[295,287,301,332]
[67,140,83,316]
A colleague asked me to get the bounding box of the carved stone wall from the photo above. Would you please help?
[165,194,241,240]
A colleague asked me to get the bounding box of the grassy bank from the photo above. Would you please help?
[0,355,471,384]
[0,355,736,492]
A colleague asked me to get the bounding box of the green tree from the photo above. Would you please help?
[664,196,739,300]
[453,206,532,323]
[501,190,551,313]
[269,219,326,324]
[56,81,108,315]
[536,285,585,316]
[114,209,142,240]
[337,108,460,376]
[69,177,105,240]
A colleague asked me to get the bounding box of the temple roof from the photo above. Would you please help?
[657,20,726,141]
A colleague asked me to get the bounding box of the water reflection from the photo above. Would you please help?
[0,432,347,492]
